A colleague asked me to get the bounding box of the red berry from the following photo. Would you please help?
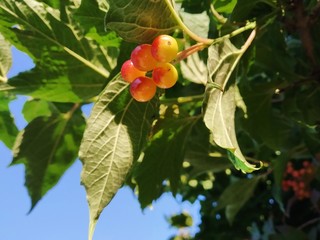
[121,60,146,83]
[152,63,178,89]
[299,168,306,176]
[292,170,300,178]
[282,181,290,191]
[151,35,179,63]
[303,160,310,168]
[131,44,159,71]
[286,162,294,174]
[130,76,157,102]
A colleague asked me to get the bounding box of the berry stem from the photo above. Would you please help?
[172,42,207,64]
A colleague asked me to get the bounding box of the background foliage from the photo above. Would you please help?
[1,0,320,239]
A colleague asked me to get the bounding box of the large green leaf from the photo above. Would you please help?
[0,33,16,149]
[73,0,108,34]
[214,176,261,224]
[0,92,18,149]
[0,0,119,102]
[0,33,11,82]
[105,0,178,43]
[12,103,85,209]
[179,9,210,39]
[203,37,260,173]
[135,116,198,208]
[79,75,158,239]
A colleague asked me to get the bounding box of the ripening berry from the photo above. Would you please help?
[131,44,159,71]
[286,162,294,174]
[121,60,146,83]
[152,62,178,89]
[292,170,300,178]
[130,76,157,102]
[303,160,311,168]
[151,35,179,63]
[282,180,290,191]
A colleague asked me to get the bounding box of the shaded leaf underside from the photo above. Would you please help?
[79,76,158,238]
[12,106,85,209]
[203,38,259,173]
[105,0,178,43]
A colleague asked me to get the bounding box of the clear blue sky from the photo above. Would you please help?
[0,48,200,240]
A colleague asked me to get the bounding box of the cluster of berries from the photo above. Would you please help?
[282,160,315,200]
[120,35,179,102]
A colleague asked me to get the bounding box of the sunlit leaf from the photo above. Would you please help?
[0,92,18,149]
[0,33,11,82]
[22,99,56,122]
[214,0,237,14]
[179,10,210,38]
[0,0,119,102]
[79,75,158,239]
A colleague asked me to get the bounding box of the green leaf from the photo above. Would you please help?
[179,9,210,39]
[73,0,108,34]
[0,33,11,82]
[203,38,260,173]
[231,0,276,22]
[0,92,18,148]
[184,120,232,176]
[79,75,158,240]
[135,116,198,208]
[105,0,178,43]
[11,104,85,209]
[22,99,56,122]
[301,124,320,156]
[215,177,261,224]
[214,0,238,14]
[0,0,119,102]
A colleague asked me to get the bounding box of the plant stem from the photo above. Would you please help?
[165,0,256,46]
[210,4,227,24]
[211,21,257,45]
[63,103,80,120]
[171,22,256,65]
[160,94,204,105]
[164,0,214,44]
